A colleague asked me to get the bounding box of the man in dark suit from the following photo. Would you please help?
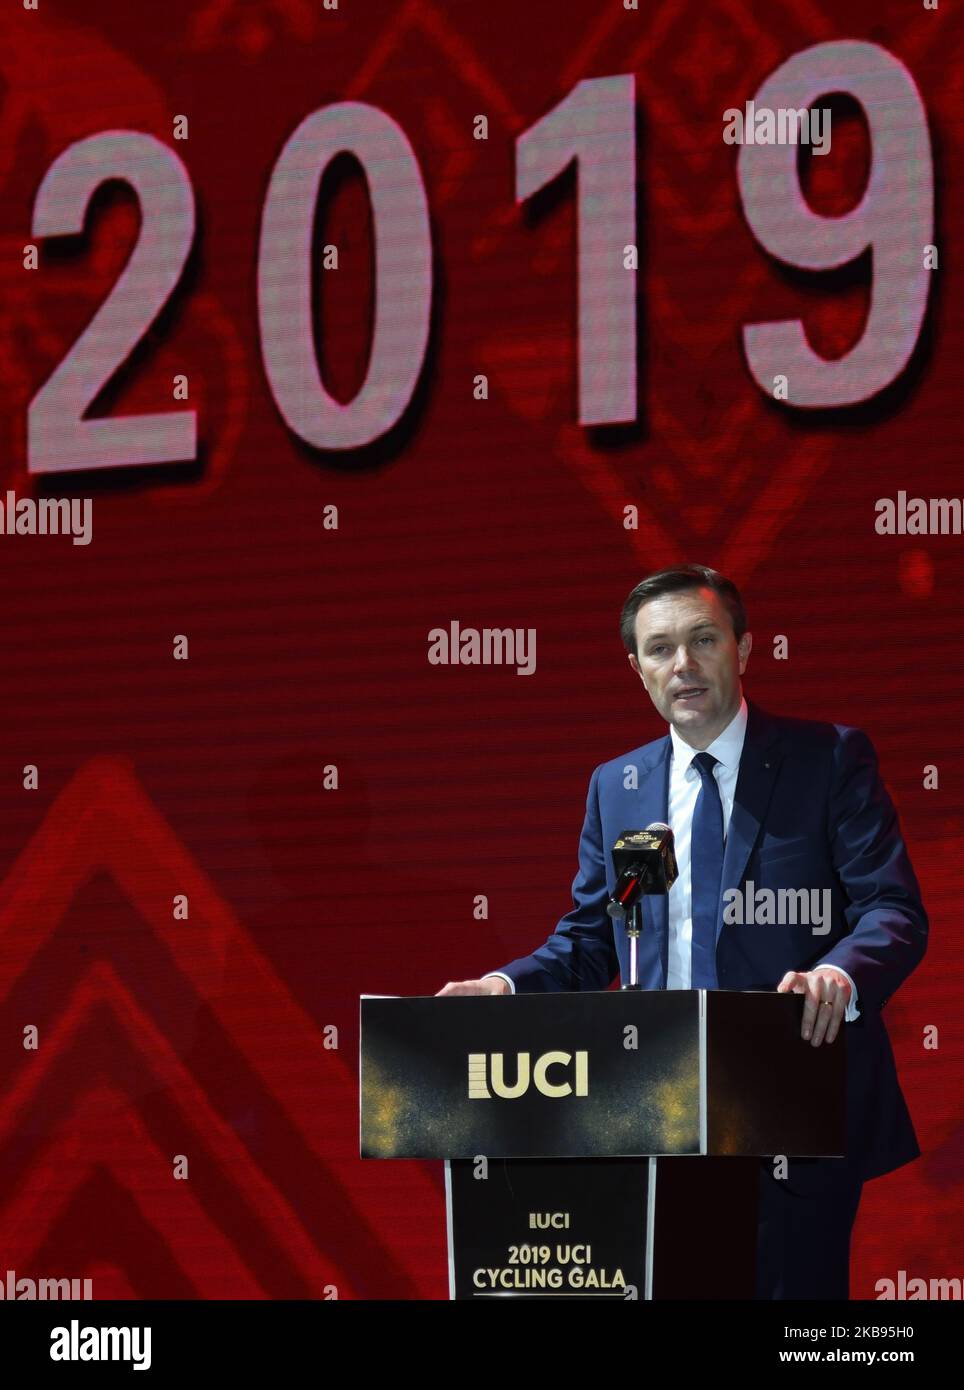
[438,564,928,1299]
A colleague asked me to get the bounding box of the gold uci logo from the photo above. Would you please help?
[468,1051,589,1099]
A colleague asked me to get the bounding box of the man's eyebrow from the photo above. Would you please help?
[643,621,719,643]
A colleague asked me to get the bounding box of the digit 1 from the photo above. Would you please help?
[516,74,637,426]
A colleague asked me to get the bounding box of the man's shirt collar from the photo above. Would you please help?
[669,695,748,775]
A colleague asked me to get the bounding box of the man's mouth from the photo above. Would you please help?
[673,686,708,702]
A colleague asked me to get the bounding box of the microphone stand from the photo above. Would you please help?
[609,827,678,991]
[622,899,644,990]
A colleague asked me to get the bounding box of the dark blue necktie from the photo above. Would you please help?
[691,751,722,989]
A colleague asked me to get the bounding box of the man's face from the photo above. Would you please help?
[628,587,752,748]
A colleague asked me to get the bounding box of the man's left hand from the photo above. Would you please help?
[776,968,852,1046]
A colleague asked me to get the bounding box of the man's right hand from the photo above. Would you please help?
[435,978,509,997]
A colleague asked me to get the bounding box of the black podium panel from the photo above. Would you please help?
[361,992,701,1159]
[705,992,846,1158]
[652,1157,760,1299]
[447,1157,650,1300]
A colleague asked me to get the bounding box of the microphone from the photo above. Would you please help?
[607,823,678,918]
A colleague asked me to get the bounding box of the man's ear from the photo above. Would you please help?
[628,653,648,689]
[737,631,752,673]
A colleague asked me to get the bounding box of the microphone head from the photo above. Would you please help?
[613,825,672,855]
[611,825,678,894]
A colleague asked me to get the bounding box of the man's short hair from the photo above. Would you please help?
[620,564,747,656]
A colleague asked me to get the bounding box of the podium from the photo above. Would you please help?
[360,990,845,1300]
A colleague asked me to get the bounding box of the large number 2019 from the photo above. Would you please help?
[27,40,933,474]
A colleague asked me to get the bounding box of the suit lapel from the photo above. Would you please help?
[717,700,783,943]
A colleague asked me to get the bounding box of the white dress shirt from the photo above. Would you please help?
[487,695,859,1019]
[667,697,747,991]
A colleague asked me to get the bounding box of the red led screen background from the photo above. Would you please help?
[0,0,960,1299]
